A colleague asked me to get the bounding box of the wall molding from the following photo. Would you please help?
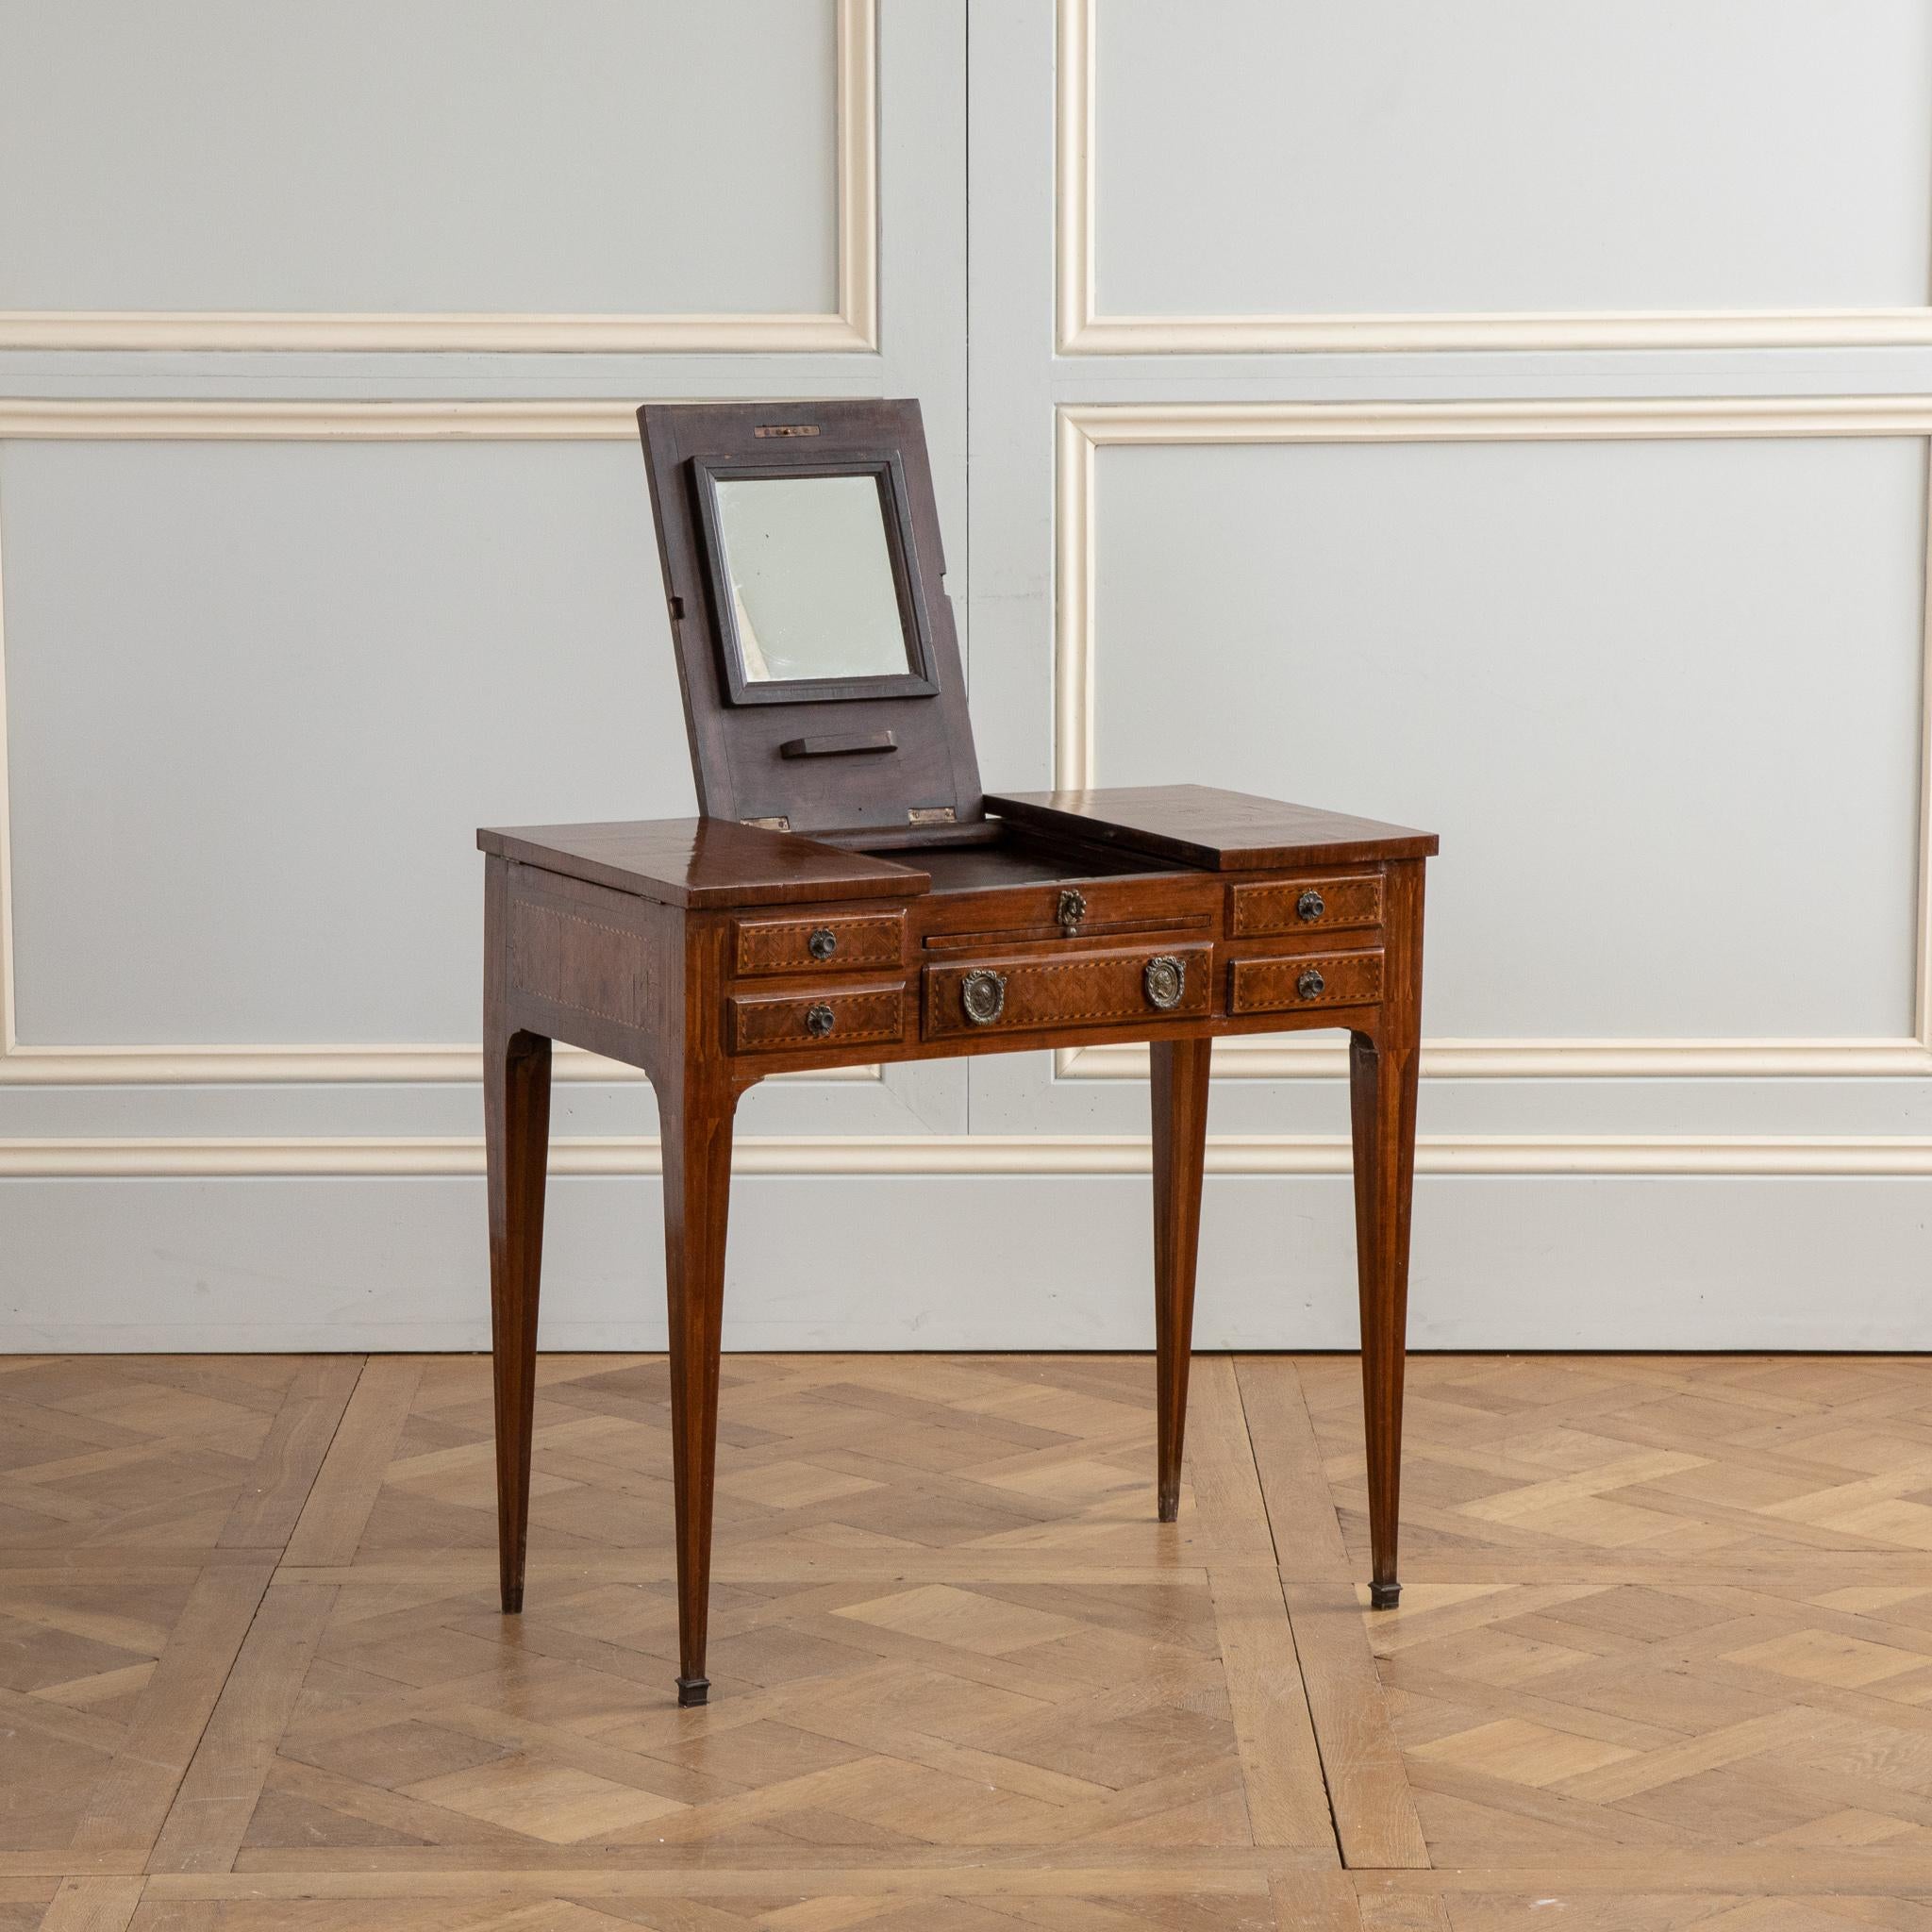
[0,0,877,356]
[0,1046,872,1088]
[1055,0,1932,358]
[4,1133,1932,1179]
[0,402,641,440]
[1055,397,1932,1081]
[1065,1039,1932,1082]
[0,398,879,1087]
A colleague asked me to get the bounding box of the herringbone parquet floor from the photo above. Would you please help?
[3,1352,1930,1929]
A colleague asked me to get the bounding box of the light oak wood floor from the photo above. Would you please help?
[2,1352,1930,1929]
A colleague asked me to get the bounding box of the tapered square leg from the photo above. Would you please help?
[660,1065,738,1705]
[485,863,552,1618]
[1151,1036,1211,1524]
[1349,859,1425,1610]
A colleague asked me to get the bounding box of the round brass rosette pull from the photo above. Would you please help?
[1143,955,1186,1010]
[804,1003,837,1038]
[1296,967,1325,1001]
[1296,889,1325,922]
[808,926,839,959]
[960,969,1007,1025]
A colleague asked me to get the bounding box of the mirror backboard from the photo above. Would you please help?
[640,399,982,836]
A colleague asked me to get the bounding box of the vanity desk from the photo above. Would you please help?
[482,401,1438,1706]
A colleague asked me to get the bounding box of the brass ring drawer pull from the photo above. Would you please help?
[1296,890,1325,922]
[805,1003,837,1038]
[1143,954,1187,1010]
[808,926,839,960]
[1296,967,1326,1001]
[960,969,1007,1025]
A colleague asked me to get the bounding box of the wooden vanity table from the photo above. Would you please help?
[482,401,1438,1705]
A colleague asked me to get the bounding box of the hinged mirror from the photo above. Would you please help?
[692,455,940,704]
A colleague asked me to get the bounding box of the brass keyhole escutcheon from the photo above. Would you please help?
[808,926,839,960]
[1143,955,1186,1010]
[1057,889,1087,936]
[960,969,1007,1025]
[1296,890,1325,923]
[805,1003,837,1038]
[1296,967,1325,1001]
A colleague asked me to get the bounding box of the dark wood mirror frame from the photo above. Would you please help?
[641,398,982,838]
[691,452,941,707]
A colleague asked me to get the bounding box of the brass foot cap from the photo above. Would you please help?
[676,1676,709,1707]
[1369,1581,1401,1610]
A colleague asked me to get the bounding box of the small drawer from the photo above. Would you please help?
[732,910,904,976]
[1230,949,1384,1015]
[1230,874,1383,939]
[924,941,1213,1041]
[728,983,905,1056]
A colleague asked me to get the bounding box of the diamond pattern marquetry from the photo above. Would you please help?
[1,1350,1928,1930]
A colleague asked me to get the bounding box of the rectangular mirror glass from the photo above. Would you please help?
[714,474,912,686]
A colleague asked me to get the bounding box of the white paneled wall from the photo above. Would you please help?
[2,0,1929,1350]
[1088,5,1932,320]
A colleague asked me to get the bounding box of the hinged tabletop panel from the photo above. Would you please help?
[986,785,1439,869]
[478,818,930,908]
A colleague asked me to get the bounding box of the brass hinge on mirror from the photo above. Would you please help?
[741,815,791,831]
[908,806,957,825]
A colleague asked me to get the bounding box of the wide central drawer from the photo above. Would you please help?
[924,941,1213,1041]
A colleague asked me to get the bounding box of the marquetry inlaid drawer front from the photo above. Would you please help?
[1230,949,1384,1015]
[1229,873,1383,938]
[727,984,906,1056]
[924,941,1213,1041]
[732,910,904,976]
[509,900,649,1029]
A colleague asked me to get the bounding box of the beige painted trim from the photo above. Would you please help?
[0,398,876,1086]
[5,1134,1931,1178]
[1,1046,586,1087]
[0,1046,873,1088]
[1918,442,1932,1054]
[0,526,13,1082]
[0,313,877,354]
[1056,0,1932,357]
[1065,1040,1932,1082]
[835,0,879,355]
[0,401,641,440]
[1066,313,1932,356]
[1055,397,1932,1081]
[1055,0,1098,362]
[0,1,878,356]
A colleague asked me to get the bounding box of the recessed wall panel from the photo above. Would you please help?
[1,439,690,1044]
[1095,0,1932,317]
[1092,436,1925,1040]
[0,0,838,315]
